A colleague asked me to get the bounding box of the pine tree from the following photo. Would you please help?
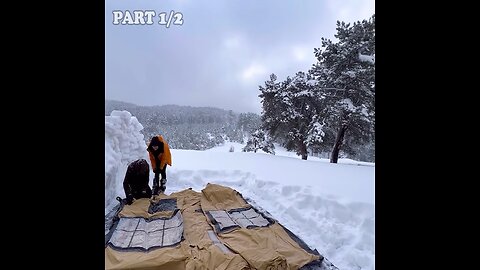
[237,112,261,140]
[243,129,275,154]
[259,72,326,160]
[281,72,318,160]
[259,74,282,136]
[312,15,375,163]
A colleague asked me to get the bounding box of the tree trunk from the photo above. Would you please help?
[300,143,308,160]
[330,125,347,163]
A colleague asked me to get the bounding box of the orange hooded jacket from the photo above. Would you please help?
[147,135,172,171]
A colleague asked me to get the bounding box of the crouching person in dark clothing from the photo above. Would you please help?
[123,159,152,205]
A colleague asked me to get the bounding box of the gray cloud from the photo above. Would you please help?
[105,0,374,113]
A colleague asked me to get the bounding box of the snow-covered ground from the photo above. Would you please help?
[105,111,375,270]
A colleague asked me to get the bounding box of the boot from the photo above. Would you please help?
[152,176,160,196]
[160,178,167,193]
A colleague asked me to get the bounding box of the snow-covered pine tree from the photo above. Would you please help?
[259,72,326,160]
[281,71,318,160]
[237,112,261,141]
[243,129,275,154]
[304,68,337,157]
[259,132,275,155]
[259,74,282,136]
[312,14,375,163]
[305,114,326,153]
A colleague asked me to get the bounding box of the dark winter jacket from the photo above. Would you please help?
[123,159,152,200]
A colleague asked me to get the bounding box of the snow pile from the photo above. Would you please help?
[105,110,148,213]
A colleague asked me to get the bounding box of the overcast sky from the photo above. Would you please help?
[105,0,374,114]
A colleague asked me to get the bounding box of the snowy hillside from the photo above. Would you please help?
[105,112,375,270]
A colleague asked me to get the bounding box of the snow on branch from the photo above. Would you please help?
[359,52,375,64]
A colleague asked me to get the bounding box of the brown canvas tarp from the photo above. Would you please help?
[201,184,320,270]
[105,184,321,270]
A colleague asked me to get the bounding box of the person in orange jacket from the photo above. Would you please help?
[147,135,172,195]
